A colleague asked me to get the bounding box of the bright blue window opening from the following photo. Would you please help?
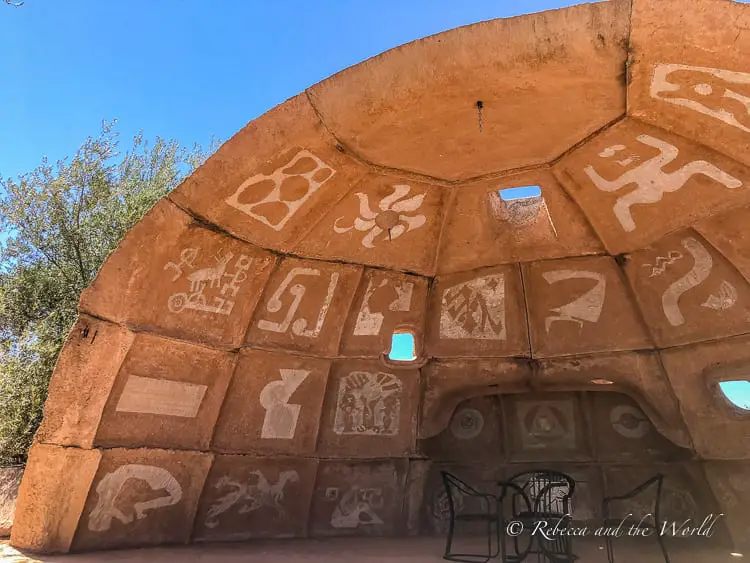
[498,186,542,201]
[719,380,750,410]
[389,332,416,362]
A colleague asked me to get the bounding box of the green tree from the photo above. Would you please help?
[0,120,218,464]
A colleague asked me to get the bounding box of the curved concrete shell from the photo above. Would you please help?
[10,0,750,553]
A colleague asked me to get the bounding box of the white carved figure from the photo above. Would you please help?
[440,274,506,340]
[583,135,742,232]
[651,63,750,133]
[115,376,208,418]
[259,369,309,439]
[257,267,339,337]
[643,250,684,278]
[543,270,606,332]
[165,249,253,316]
[333,184,427,248]
[610,405,651,439]
[205,470,299,529]
[660,237,737,326]
[333,371,402,436]
[354,278,414,336]
[330,487,385,529]
[225,150,336,231]
[88,464,183,532]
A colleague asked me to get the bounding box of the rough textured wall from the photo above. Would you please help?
[10,0,750,554]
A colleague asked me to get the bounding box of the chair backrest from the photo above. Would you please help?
[604,473,665,525]
[506,470,576,516]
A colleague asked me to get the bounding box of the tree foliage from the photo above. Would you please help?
[0,121,217,464]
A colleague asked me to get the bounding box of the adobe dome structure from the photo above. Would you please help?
[10,0,750,554]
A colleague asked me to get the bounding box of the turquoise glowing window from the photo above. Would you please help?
[719,380,750,410]
[498,186,542,201]
[388,332,416,362]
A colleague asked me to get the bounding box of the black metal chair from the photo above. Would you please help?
[601,474,669,563]
[441,471,507,562]
[500,470,578,563]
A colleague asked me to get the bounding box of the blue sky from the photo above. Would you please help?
[0,0,592,181]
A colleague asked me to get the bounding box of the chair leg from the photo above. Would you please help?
[657,531,670,563]
[605,534,614,563]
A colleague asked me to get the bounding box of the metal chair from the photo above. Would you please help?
[441,471,506,562]
[500,470,578,563]
[601,474,669,563]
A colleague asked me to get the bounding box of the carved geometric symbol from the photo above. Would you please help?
[205,470,300,529]
[330,486,385,529]
[257,267,339,338]
[259,369,309,439]
[543,270,606,333]
[115,376,208,418]
[333,371,402,436]
[609,405,651,439]
[440,274,506,340]
[651,63,750,133]
[449,408,485,440]
[333,184,427,248]
[353,277,414,336]
[225,150,335,231]
[660,237,737,326]
[518,401,576,450]
[583,135,742,232]
[88,465,182,532]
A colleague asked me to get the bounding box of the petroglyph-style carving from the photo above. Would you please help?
[643,251,684,278]
[543,270,606,332]
[583,135,742,232]
[431,488,464,534]
[440,274,506,340]
[115,376,208,418]
[333,184,426,248]
[88,465,182,532]
[330,487,385,529]
[165,249,253,315]
[354,278,414,336]
[257,267,339,337]
[610,405,650,439]
[259,369,309,439]
[518,401,575,450]
[651,63,750,133]
[702,280,738,311]
[660,237,737,326]
[205,471,299,529]
[449,408,485,440]
[333,372,402,436]
[225,150,335,231]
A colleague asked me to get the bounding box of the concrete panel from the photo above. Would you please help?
[94,333,236,450]
[246,257,362,356]
[624,230,750,348]
[703,460,750,550]
[524,255,652,357]
[71,448,212,552]
[629,0,750,168]
[10,444,101,554]
[339,268,429,358]
[554,118,750,255]
[35,316,135,448]
[169,94,369,251]
[437,170,604,275]
[192,456,317,542]
[80,200,276,348]
[316,360,419,458]
[308,1,629,180]
[425,265,529,358]
[309,460,408,537]
[211,349,330,455]
[295,175,446,276]
[695,204,750,284]
[660,336,750,460]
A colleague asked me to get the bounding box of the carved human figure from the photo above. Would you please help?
[205,470,299,529]
[440,274,506,340]
[651,63,750,133]
[225,150,336,231]
[330,487,385,529]
[333,372,402,436]
[354,278,414,336]
[257,267,339,337]
[543,270,606,332]
[88,465,183,532]
[259,369,309,439]
[583,135,742,232]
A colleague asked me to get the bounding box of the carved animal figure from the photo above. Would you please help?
[187,251,234,293]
